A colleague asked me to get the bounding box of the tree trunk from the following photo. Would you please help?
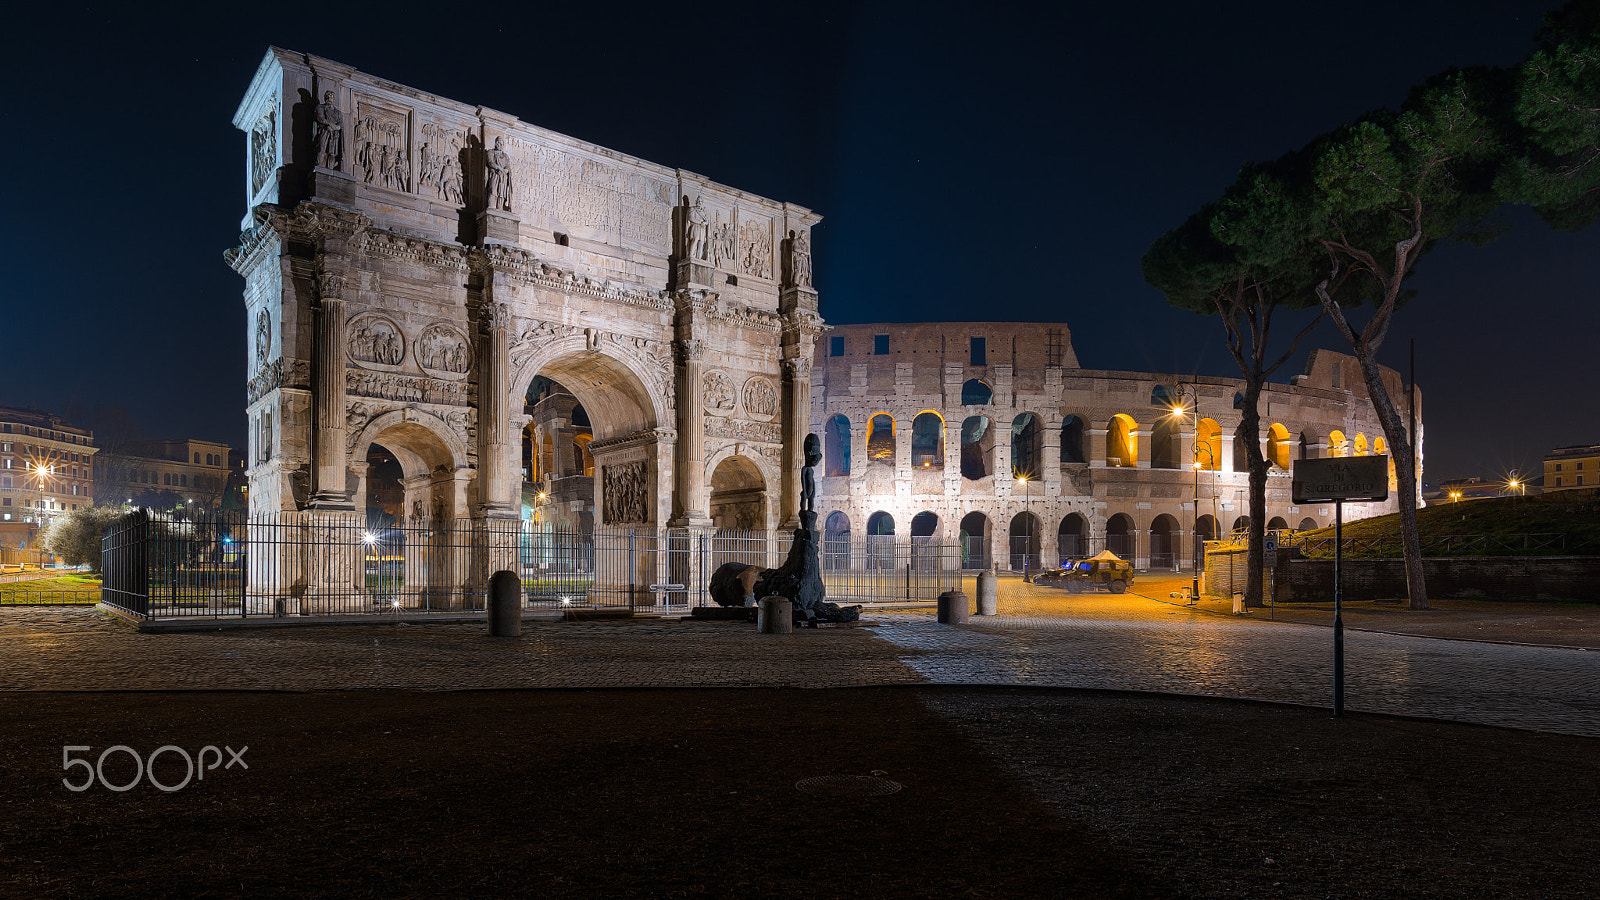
[1352,351,1429,610]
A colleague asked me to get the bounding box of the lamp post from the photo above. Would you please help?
[1191,443,1216,606]
[1016,474,1032,582]
[33,464,51,525]
[1169,385,1204,599]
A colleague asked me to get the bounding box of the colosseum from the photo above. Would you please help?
[810,322,1419,573]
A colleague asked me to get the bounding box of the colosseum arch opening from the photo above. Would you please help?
[961,416,994,480]
[1060,415,1086,464]
[959,511,991,570]
[1058,512,1087,559]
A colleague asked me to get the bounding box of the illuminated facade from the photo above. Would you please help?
[812,324,1419,571]
[93,440,237,510]
[0,407,97,526]
[1545,444,1600,492]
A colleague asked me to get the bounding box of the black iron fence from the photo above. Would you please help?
[99,510,961,621]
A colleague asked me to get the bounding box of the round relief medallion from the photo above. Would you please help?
[703,370,736,416]
[347,313,406,371]
[414,323,473,379]
[742,376,778,422]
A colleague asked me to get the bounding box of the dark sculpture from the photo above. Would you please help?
[708,432,860,624]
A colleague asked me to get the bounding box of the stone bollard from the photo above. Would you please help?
[758,596,794,634]
[1232,591,1246,615]
[937,590,970,625]
[976,571,998,616]
[489,569,522,637]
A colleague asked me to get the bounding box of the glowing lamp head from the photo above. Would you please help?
[362,531,377,545]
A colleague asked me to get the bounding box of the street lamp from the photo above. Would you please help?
[1169,385,1206,602]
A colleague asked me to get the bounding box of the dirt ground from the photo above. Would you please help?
[2,689,1595,899]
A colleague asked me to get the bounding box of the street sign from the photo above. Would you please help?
[1292,456,1389,504]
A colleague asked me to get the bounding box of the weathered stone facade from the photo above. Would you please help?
[226,48,824,537]
[811,323,1422,571]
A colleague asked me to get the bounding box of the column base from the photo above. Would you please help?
[673,258,717,289]
[308,166,357,207]
[307,492,356,511]
[478,209,521,246]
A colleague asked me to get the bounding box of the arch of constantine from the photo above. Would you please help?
[226,49,823,609]
[223,48,1423,613]
[810,323,1421,572]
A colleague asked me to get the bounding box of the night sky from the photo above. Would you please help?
[2,1,1593,483]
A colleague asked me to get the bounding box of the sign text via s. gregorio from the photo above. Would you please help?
[1292,456,1390,504]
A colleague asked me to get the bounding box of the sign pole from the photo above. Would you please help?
[1333,499,1344,717]
[1292,455,1384,721]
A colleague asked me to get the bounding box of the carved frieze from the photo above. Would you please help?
[249,100,277,196]
[738,215,773,279]
[602,461,649,524]
[703,370,736,415]
[742,376,778,421]
[347,313,405,369]
[704,297,783,331]
[353,101,410,192]
[346,370,470,406]
[415,323,472,378]
[247,358,281,405]
[418,122,466,205]
[706,418,782,444]
[246,357,310,404]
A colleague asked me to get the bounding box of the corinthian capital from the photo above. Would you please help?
[675,339,705,363]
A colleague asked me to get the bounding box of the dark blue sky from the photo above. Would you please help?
[1,1,1592,482]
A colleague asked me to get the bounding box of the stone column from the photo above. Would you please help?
[1133,429,1152,469]
[1088,427,1108,468]
[475,299,517,518]
[671,337,711,526]
[308,277,353,509]
[780,355,813,530]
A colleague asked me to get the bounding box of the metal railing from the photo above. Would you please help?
[99,510,962,621]
[0,591,100,606]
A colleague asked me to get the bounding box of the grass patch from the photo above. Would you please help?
[0,574,101,603]
[1295,488,1600,555]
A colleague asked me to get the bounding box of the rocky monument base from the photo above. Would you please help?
[707,510,862,625]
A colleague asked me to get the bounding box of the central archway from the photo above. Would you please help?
[708,455,767,531]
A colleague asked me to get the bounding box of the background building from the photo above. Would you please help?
[0,407,97,527]
[811,323,1419,572]
[1544,444,1600,492]
[94,439,238,511]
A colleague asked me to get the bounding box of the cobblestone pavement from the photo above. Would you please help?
[4,593,1599,736]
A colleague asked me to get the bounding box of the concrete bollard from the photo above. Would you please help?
[976,571,998,616]
[489,569,522,637]
[758,596,794,634]
[937,590,970,625]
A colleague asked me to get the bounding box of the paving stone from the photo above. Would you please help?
[4,597,1598,738]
